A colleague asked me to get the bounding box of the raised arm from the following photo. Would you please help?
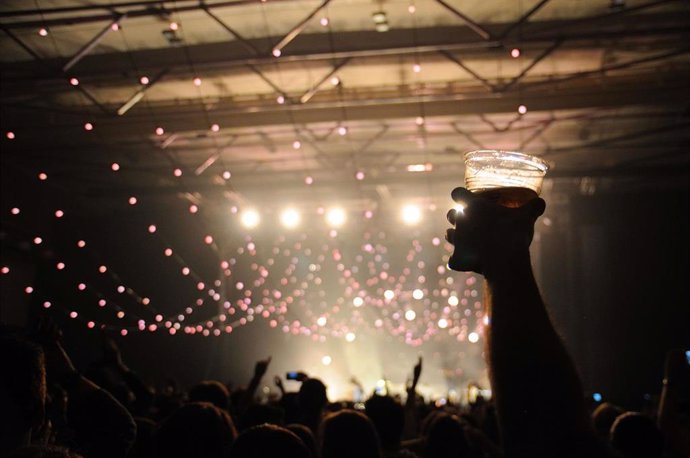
[403,356,422,439]
[239,356,271,412]
[446,188,593,456]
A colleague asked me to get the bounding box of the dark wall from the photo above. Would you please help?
[541,189,690,408]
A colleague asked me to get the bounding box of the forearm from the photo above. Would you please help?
[403,388,418,439]
[484,252,589,450]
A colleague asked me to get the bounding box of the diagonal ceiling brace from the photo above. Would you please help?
[194,137,237,176]
[434,0,492,40]
[438,50,495,91]
[272,0,333,55]
[62,13,126,72]
[498,39,562,91]
[499,0,551,39]
[300,59,351,104]
[117,69,168,116]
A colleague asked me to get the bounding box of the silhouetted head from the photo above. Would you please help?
[238,403,285,431]
[188,380,230,410]
[298,378,328,414]
[365,395,404,451]
[591,402,624,438]
[424,413,470,458]
[0,335,46,452]
[286,424,318,458]
[321,409,381,458]
[154,402,237,458]
[4,445,82,458]
[610,412,663,458]
[230,424,311,458]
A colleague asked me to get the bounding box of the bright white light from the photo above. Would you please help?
[511,48,521,58]
[38,28,48,36]
[280,208,301,229]
[277,95,285,104]
[353,296,364,307]
[272,48,282,57]
[355,171,365,181]
[402,204,422,225]
[408,4,416,13]
[330,76,340,86]
[337,126,347,136]
[384,290,395,300]
[169,22,179,31]
[468,332,479,343]
[438,318,449,328]
[407,163,432,172]
[317,316,327,326]
[111,163,120,171]
[321,355,332,365]
[345,332,356,342]
[518,104,527,115]
[6,132,15,140]
[173,168,182,177]
[326,208,346,227]
[305,176,314,185]
[454,202,466,214]
[412,288,424,300]
[69,77,79,86]
[84,122,93,131]
[320,17,329,26]
[413,63,421,73]
[111,23,120,31]
[292,140,301,149]
[240,209,260,228]
[448,295,459,306]
[222,170,231,179]
[404,309,416,321]
[140,76,150,85]
[415,116,425,126]
[193,77,202,86]
[210,123,220,132]
[155,127,165,136]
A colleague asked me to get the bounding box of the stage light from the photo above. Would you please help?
[111,23,120,31]
[320,17,329,26]
[6,132,15,140]
[292,140,301,149]
[405,309,416,321]
[277,95,285,104]
[280,208,300,229]
[330,76,340,86]
[70,77,79,86]
[189,204,198,214]
[204,235,213,245]
[10,208,20,215]
[305,176,314,185]
[511,48,521,58]
[140,76,150,85]
[155,127,165,136]
[415,116,425,126]
[321,355,332,365]
[1,267,9,274]
[592,392,602,402]
[518,104,527,115]
[272,48,281,57]
[353,296,364,307]
[438,318,449,328]
[33,237,42,245]
[338,126,347,135]
[99,265,107,273]
[56,262,65,270]
[384,289,394,300]
[326,207,346,227]
[111,163,120,171]
[412,288,424,299]
[169,22,179,31]
[43,301,51,308]
[69,311,78,318]
[98,299,106,306]
[211,123,220,132]
[193,77,202,86]
[84,122,93,131]
[408,4,416,13]
[38,172,48,181]
[240,209,260,228]
[402,204,421,225]
[173,168,182,177]
[455,202,466,214]
[355,171,365,181]
[448,295,459,306]
[222,170,231,179]
[38,28,48,36]
[413,63,421,73]
[128,196,137,205]
[77,240,86,248]
[468,332,479,343]
[345,332,356,342]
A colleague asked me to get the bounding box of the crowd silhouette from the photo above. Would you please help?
[2,188,688,458]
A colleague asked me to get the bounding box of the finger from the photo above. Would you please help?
[521,197,546,220]
[445,228,455,244]
[451,187,474,203]
[446,208,457,225]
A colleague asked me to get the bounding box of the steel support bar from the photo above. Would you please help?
[202,6,262,56]
[438,50,495,91]
[62,14,126,72]
[272,0,332,55]
[499,39,562,91]
[194,138,236,176]
[434,0,492,40]
[117,69,168,116]
[499,0,551,39]
[299,59,350,104]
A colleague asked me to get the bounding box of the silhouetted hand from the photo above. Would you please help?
[412,356,422,389]
[33,317,77,382]
[253,356,271,380]
[274,375,285,394]
[102,332,125,370]
[446,187,545,277]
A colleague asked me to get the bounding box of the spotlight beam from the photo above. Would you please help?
[272,0,333,56]
[62,13,127,72]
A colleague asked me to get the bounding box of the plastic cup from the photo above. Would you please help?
[464,150,549,207]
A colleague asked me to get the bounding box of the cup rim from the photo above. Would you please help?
[464,150,549,172]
